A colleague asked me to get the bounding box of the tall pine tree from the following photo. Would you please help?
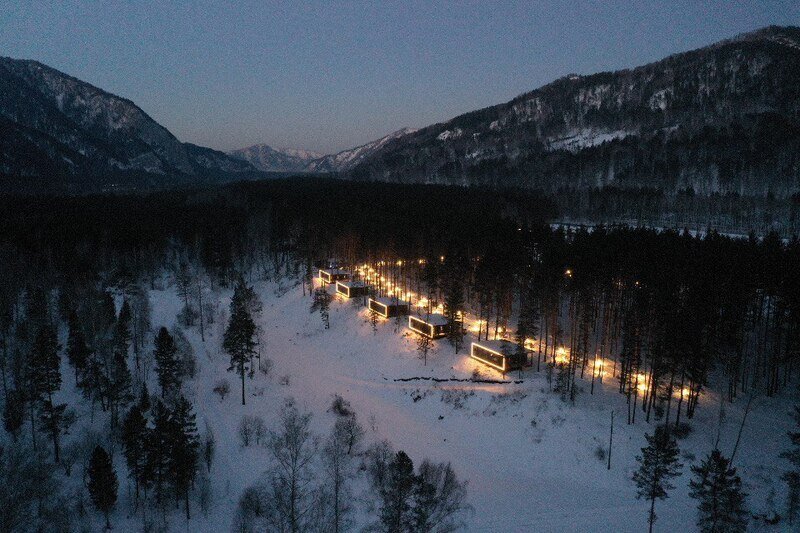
[689,449,748,533]
[224,280,257,405]
[30,324,66,462]
[633,426,683,533]
[88,445,118,530]
[153,327,181,397]
[171,395,200,520]
[121,404,149,507]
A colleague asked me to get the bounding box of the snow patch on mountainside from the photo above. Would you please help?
[437,128,463,141]
[547,129,634,152]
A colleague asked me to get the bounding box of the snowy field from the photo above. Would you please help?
[82,277,796,532]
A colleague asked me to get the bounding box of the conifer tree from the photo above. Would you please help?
[2,388,25,439]
[380,451,416,532]
[138,381,151,412]
[30,324,67,461]
[145,400,173,510]
[515,280,540,370]
[444,277,465,353]
[87,445,118,530]
[111,299,132,359]
[633,426,683,533]
[689,449,748,533]
[121,404,148,506]
[66,312,91,384]
[171,395,200,520]
[311,287,332,329]
[224,281,258,405]
[153,327,181,397]
[107,352,134,428]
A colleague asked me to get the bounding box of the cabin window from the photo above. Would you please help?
[472,345,505,369]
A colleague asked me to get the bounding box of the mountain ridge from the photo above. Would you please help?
[348,25,800,197]
[0,56,254,188]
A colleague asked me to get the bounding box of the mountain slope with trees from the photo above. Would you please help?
[350,26,800,199]
[0,57,255,191]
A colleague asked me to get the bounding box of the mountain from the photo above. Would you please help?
[349,26,800,198]
[304,127,417,173]
[0,57,254,190]
[229,144,322,172]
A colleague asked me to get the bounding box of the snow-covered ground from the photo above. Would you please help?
[70,277,795,532]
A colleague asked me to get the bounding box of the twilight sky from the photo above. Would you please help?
[2,1,798,154]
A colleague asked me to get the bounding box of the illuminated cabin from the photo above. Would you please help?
[336,280,370,298]
[470,339,526,374]
[319,268,349,284]
[408,313,451,339]
[368,297,410,318]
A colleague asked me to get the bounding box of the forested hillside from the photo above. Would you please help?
[1,179,799,530]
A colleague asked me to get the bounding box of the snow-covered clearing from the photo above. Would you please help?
[82,278,794,532]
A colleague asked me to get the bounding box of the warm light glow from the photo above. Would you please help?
[635,373,650,393]
[469,342,518,373]
[555,346,570,364]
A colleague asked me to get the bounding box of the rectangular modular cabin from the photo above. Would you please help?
[470,339,526,374]
[408,313,451,339]
[336,280,370,298]
[368,297,410,318]
[319,268,349,284]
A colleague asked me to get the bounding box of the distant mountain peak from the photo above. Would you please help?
[230,128,418,174]
[228,144,322,172]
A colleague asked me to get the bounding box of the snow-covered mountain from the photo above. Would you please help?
[349,26,800,197]
[228,144,322,172]
[0,57,253,188]
[230,128,417,174]
[304,128,417,173]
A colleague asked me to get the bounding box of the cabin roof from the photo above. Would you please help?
[373,296,409,307]
[412,313,449,326]
[338,280,368,289]
[321,268,348,275]
[472,339,519,353]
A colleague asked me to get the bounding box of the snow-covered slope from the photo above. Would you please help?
[62,277,796,532]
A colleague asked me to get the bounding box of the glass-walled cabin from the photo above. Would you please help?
[319,268,349,284]
[408,314,450,339]
[368,297,410,318]
[470,340,525,373]
[336,280,369,298]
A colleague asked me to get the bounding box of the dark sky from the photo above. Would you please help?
[2,1,798,154]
